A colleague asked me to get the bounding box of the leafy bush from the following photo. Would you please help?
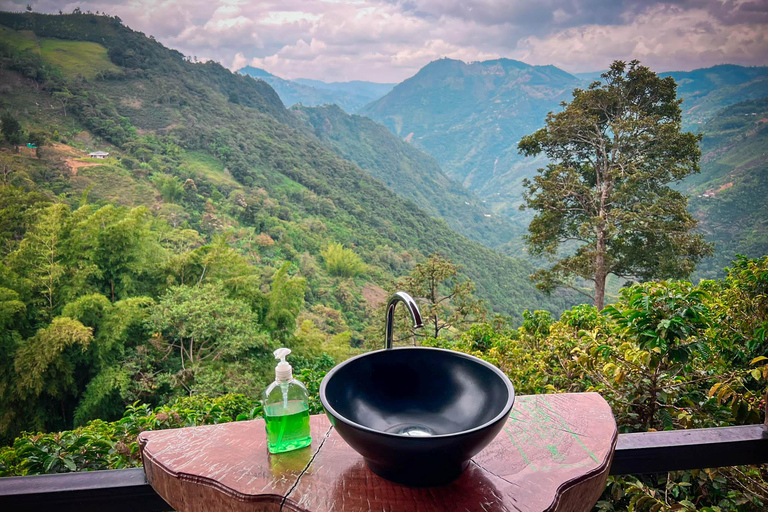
[438,257,768,511]
[0,394,262,477]
[320,243,367,277]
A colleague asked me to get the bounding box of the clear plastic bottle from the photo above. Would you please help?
[263,348,311,454]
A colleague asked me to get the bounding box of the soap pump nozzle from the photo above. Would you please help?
[274,348,292,383]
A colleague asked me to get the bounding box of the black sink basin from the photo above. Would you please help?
[320,347,515,486]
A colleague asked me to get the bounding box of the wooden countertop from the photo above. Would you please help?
[139,392,617,512]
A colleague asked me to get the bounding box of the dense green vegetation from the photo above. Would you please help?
[0,11,574,320]
[292,103,515,246]
[3,255,767,511]
[0,11,576,443]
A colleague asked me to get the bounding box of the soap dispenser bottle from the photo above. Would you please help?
[263,348,311,454]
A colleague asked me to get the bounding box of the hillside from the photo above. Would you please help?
[363,58,768,272]
[0,11,574,320]
[661,65,768,129]
[360,58,580,236]
[685,97,768,278]
[291,104,513,247]
[238,66,393,113]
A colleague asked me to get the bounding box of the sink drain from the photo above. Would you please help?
[386,424,435,437]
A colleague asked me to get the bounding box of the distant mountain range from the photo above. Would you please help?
[360,58,768,274]
[360,58,581,236]
[662,65,768,128]
[237,66,394,113]
[240,57,768,277]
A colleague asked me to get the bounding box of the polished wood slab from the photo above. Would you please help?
[139,392,617,512]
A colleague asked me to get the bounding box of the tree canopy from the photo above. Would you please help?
[397,253,485,339]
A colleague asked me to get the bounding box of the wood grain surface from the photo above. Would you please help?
[139,392,617,512]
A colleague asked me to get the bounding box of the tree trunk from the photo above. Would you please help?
[594,229,607,310]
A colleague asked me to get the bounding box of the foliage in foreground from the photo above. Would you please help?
[0,357,332,477]
[2,256,767,511]
[435,255,768,511]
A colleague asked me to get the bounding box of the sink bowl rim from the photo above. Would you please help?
[319,346,515,439]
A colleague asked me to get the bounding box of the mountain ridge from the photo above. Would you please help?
[360,57,582,239]
[291,103,514,247]
[238,65,394,113]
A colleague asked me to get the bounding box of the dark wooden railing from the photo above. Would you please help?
[2,424,767,511]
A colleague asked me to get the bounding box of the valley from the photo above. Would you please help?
[1,9,767,511]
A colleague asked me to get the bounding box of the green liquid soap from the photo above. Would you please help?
[265,400,311,454]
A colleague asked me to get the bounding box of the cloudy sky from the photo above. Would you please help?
[3,0,768,82]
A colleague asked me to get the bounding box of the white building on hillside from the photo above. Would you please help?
[89,151,109,159]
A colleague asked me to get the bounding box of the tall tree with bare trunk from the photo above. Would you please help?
[518,60,712,309]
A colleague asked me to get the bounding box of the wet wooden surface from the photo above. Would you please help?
[139,392,617,512]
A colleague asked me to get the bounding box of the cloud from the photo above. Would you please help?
[4,0,767,82]
[513,4,768,72]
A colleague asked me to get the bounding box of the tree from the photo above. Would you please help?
[518,60,712,309]
[266,262,306,339]
[1,112,24,151]
[0,155,19,185]
[150,283,265,393]
[27,130,46,158]
[321,243,367,277]
[27,130,46,148]
[62,294,155,424]
[398,253,485,339]
[9,204,69,320]
[92,206,160,301]
[14,317,93,430]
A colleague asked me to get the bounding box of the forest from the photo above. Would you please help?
[0,10,767,512]
[2,252,767,511]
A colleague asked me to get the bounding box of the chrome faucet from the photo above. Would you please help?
[385,292,424,349]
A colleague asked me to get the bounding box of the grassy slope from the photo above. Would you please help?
[0,13,576,319]
[0,25,119,78]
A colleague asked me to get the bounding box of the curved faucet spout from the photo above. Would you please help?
[385,292,424,349]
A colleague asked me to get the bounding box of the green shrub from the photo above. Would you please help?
[0,394,263,477]
[320,243,367,277]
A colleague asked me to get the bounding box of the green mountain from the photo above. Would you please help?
[238,66,393,113]
[362,58,768,273]
[661,65,768,129]
[684,97,768,279]
[359,58,581,236]
[291,103,513,247]
[0,11,574,320]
